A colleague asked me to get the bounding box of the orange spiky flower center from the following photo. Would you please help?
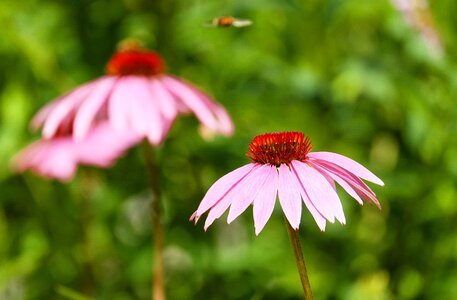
[106,48,165,76]
[247,132,313,166]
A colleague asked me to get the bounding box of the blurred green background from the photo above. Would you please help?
[1,0,457,299]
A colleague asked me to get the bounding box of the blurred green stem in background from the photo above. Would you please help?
[285,215,314,300]
[55,285,92,300]
[143,141,166,300]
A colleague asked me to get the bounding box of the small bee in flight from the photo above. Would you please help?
[205,16,253,28]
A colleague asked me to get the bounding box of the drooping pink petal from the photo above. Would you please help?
[76,122,141,166]
[176,77,234,135]
[292,161,346,224]
[73,76,117,140]
[204,166,260,230]
[42,80,98,138]
[130,77,164,143]
[108,77,132,131]
[108,77,161,143]
[13,139,78,181]
[204,187,238,230]
[303,196,327,231]
[311,161,363,205]
[204,102,234,136]
[253,165,279,235]
[13,142,46,173]
[37,144,78,181]
[157,115,176,145]
[313,160,381,208]
[319,169,336,190]
[129,81,151,134]
[135,79,176,144]
[227,164,272,224]
[195,163,258,216]
[289,164,327,231]
[160,76,220,132]
[277,164,302,230]
[149,78,178,120]
[308,152,384,186]
[202,164,268,230]
[14,122,138,182]
[31,100,59,130]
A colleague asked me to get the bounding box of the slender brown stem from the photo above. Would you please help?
[143,142,166,300]
[284,216,314,300]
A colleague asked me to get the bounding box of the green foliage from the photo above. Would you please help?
[1,0,457,299]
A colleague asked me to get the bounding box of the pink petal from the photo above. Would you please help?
[277,164,302,230]
[73,76,117,140]
[31,100,59,130]
[308,152,384,186]
[204,167,261,230]
[204,102,234,136]
[145,118,168,145]
[204,184,240,230]
[127,77,163,143]
[108,77,132,131]
[175,78,234,135]
[13,145,42,173]
[160,76,219,131]
[109,77,165,144]
[156,115,176,145]
[13,139,77,181]
[38,145,77,181]
[303,197,327,231]
[292,161,346,224]
[42,79,98,138]
[253,165,279,235]
[227,164,272,224]
[288,165,326,231]
[76,122,140,166]
[195,164,257,216]
[319,170,336,190]
[311,162,363,205]
[150,78,178,120]
[312,160,381,208]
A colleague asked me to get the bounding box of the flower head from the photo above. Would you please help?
[32,42,233,145]
[191,132,384,235]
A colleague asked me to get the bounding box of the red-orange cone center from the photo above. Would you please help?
[106,50,165,76]
[247,132,313,166]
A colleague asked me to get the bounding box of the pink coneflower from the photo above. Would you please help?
[13,122,140,181]
[32,42,234,145]
[191,132,384,235]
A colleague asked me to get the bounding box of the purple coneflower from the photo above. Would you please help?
[191,132,384,235]
[32,42,233,146]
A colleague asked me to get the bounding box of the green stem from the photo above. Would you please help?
[143,142,166,300]
[284,216,314,300]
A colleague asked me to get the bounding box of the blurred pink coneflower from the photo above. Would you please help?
[191,132,384,235]
[32,41,233,145]
[14,41,234,180]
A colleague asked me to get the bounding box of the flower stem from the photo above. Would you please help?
[284,216,314,300]
[143,142,166,300]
